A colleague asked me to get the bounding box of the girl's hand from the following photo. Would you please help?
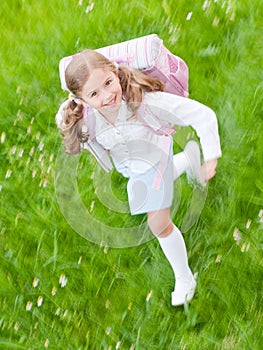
[200,159,218,181]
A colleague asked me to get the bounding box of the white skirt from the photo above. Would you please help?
[126,149,174,215]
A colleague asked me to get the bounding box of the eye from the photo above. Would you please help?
[90,91,97,98]
[105,79,112,87]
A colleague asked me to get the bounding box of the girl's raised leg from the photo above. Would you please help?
[173,140,204,184]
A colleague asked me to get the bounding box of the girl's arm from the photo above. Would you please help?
[145,91,221,166]
[145,91,222,181]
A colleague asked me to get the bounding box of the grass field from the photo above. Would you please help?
[0,0,262,349]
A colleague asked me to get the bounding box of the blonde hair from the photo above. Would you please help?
[60,49,164,155]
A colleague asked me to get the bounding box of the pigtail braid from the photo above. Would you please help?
[60,101,88,155]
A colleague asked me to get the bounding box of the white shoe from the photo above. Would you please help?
[171,272,198,306]
[184,141,206,187]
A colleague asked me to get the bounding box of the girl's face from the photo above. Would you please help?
[81,68,122,113]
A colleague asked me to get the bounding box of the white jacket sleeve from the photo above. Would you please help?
[144,92,222,161]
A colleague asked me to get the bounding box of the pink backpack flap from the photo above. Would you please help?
[96,34,189,98]
[59,34,188,96]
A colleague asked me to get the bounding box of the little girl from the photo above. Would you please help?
[55,49,221,306]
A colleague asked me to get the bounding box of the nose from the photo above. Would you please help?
[102,90,113,104]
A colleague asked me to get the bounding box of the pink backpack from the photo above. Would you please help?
[59,34,188,98]
[57,34,189,173]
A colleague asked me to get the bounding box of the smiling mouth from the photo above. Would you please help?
[104,96,117,107]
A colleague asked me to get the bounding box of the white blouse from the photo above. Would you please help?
[95,91,222,175]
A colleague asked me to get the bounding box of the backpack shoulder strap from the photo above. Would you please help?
[82,107,114,172]
[137,103,176,136]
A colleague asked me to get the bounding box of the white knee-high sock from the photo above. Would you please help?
[157,225,192,286]
[173,152,189,180]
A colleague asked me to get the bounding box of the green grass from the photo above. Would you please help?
[0,0,262,349]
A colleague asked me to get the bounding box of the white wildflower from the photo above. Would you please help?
[52,286,57,296]
[212,16,220,27]
[146,290,153,302]
[116,341,121,349]
[202,0,209,10]
[90,200,95,212]
[59,274,68,288]
[26,301,33,311]
[105,299,110,309]
[78,256,82,265]
[44,339,49,348]
[43,178,48,188]
[29,147,35,157]
[0,184,2,192]
[5,169,12,179]
[105,326,111,335]
[186,12,192,21]
[1,132,6,143]
[27,126,31,134]
[233,227,241,244]
[32,169,37,178]
[215,254,222,263]
[241,242,251,253]
[226,3,231,14]
[246,219,252,229]
[230,12,235,21]
[75,37,80,47]
[17,110,23,120]
[18,149,24,158]
[36,131,41,140]
[39,141,44,151]
[85,2,94,13]
[37,296,43,307]
[11,146,17,154]
[14,322,20,331]
[32,277,39,288]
